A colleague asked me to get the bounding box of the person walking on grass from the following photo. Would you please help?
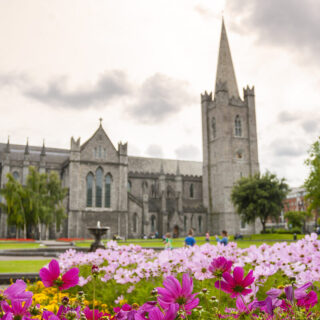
[164,232,173,250]
[185,229,196,247]
[215,230,228,246]
[205,231,210,243]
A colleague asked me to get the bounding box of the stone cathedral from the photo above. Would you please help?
[0,20,260,239]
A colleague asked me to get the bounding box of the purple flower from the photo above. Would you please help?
[209,257,233,279]
[39,259,79,290]
[297,291,318,310]
[215,267,254,298]
[157,274,199,314]
[1,297,32,320]
[0,280,32,302]
[83,306,107,320]
[135,305,177,320]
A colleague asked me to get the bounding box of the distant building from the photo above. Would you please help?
[283,187,307,213]
[0,19,260,239]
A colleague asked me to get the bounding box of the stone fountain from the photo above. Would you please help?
[87,221,110,252]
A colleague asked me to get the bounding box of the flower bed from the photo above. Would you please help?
[1,234,320,319]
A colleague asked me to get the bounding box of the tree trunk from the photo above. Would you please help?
[23,223,27,239]
[261,219,266,233]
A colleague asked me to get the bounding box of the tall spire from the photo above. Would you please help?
[215,18,240,99]
[5,136,10,153]
[24,138,30,155]
[41,140,46,156]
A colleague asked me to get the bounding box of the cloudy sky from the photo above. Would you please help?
[0,0,319,187]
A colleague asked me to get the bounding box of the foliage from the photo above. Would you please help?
[305,137,320,223]
[275,227,302,234]
[231,172,289,232]
[284,210,312,231]
[0,166,67,238]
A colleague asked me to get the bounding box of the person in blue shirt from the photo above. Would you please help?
[185,229,196,247]
[216,230,228,246]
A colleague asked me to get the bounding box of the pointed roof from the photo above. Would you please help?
[41,140,46,156]
[5,136,10,153]
[24,138,30,155]
[215,18,240,99]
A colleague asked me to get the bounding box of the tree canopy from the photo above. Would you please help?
[0,167,67,238]
[231,172,289,233]
[304,137,320,225]
[284,210,312,232]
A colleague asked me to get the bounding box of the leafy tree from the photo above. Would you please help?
[284,210,312,232]
[304,137,320,226]
[231,172,289,233]
[0,174,27,238]
[0,166,67,239]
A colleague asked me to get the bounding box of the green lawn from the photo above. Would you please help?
[75,235,301,249]
[0,242,40,250]
[0,260,50,273]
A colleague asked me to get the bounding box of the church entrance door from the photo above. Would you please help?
[173,225,179,238]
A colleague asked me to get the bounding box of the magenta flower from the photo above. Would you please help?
[297,291,318,310]
[0,280,32,302]
[157,274,199,314]
[209,257,233,278]
[1,297,32,320]
[83,306,107,320]
[215,267,254,298]
[135,305,177,320]
[39,259,79,290]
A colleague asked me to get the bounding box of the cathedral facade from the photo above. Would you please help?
[0,20,260,239]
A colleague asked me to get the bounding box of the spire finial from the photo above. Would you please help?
[160,161,164,174]
[5,135,10,153]
[215,17,240,99]
[25,138,30,155]
[99,117,103,127]
[41,139,46,156]
[176,161,180,176]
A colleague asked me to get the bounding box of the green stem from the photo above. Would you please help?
[218,279,221,312]
[93,278,96,320]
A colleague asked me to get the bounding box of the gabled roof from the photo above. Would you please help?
[80,123,117,153]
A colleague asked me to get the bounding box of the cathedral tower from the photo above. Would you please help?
[201,19,260,234]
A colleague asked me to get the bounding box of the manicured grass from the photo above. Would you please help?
[0,260,50,273]
[75,237,292,249]
[0,242,40,250]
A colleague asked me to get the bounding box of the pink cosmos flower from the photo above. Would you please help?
[209,257,233,278]
[135,304,177,320]
[215,267,254,298]
[0,280,32,302]
[39,259,79,290]
[157,274,199,313]
[296,290,318,310]
[1,297,32,320]
[83,306,108,320]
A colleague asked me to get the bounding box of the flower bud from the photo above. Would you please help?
[62,296,69,306]
[91,265,99,275]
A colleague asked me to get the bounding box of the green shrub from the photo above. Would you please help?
[275,228,301,234]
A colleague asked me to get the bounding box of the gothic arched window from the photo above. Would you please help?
[86,173,94,207]
[12,171,20,181]
[95,168,103,207]
[211,117,216,139]
[235,115,242,137]
[105,174,112,208]
[189,184,194,198]
[151,215,156,233]
[133,213,138,233]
